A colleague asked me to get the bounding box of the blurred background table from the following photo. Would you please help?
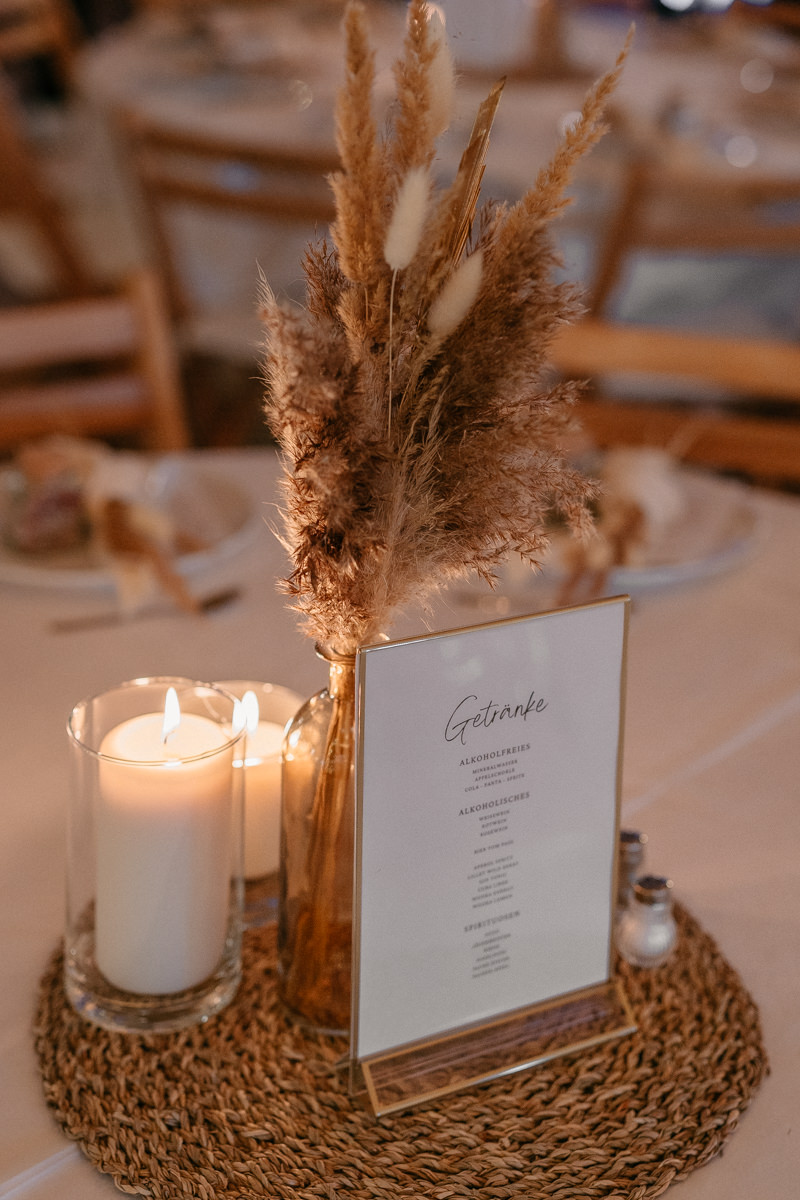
[72,0,800,317]
[1,444,799,1197]
[1,0,799,461]
[4,0,797,454]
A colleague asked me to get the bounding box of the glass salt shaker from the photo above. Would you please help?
[616,874,677,968]
[617,829,648,915]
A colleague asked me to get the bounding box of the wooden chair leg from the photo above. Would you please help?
[128,270,190,450]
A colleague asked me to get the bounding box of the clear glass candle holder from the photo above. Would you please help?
[65,676,245,1033]
[216,681,302,928]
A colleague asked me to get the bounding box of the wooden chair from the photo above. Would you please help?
[0,67,94,298]
[550,317,800,485]
[0,268,189,449]
[130,0,283,9]
[731,0,800,34]
[587,140,800,320]
[117,112,339,365]
[0,0,81,91]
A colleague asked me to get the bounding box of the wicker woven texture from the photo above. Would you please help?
[35,905,767,1199]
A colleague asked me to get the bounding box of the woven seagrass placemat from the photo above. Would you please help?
[35,904,767,1200]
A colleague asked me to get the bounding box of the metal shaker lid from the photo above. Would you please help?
[620,829,648,864]
[633,874,674,905]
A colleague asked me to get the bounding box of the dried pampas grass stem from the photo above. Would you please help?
[263,0,631,654]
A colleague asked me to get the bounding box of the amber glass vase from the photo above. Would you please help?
[278,647,356,1034]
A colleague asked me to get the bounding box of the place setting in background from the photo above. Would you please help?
[0,433,263,623]
[448,442,762,616]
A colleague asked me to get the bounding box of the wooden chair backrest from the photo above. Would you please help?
[589,146,800,317]
[129,0,281,9]
[0,268,189,449]
[0,69,93,296]
[0,0,80,89]
[551,318,800,484]
[119,112,339,321]
[731,0,800,33]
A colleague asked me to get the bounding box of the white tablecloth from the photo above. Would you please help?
[1,447,799,1197]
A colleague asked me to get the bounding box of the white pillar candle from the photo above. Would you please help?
[96,697,234,996]
[237,691,285,880]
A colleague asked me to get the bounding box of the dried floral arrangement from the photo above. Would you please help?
[262,0,631,655]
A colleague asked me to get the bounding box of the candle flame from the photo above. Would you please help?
[242,690,260,736]
[161,687,181,743]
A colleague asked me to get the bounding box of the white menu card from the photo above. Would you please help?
[353,598,629,1062]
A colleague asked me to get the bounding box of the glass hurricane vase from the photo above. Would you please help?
[278,647,356,1034]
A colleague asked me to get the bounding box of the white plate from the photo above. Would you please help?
[450,469,761,610]
[544,469,762,592]
[0,456,263,591]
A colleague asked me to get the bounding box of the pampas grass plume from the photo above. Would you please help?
[384,166,431,271]
[263,2,629,650]
[428,249,483,339]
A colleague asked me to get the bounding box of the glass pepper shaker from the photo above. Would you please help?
[617,829,648,916]
[616,874,677,968]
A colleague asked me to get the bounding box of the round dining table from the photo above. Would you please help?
[1,444,799,1197]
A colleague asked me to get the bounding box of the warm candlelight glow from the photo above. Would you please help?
[94,688,234,994]
[161,686,181,743]
[218,681,302,918]
[242,690,259,737]
[228,686,285,878]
